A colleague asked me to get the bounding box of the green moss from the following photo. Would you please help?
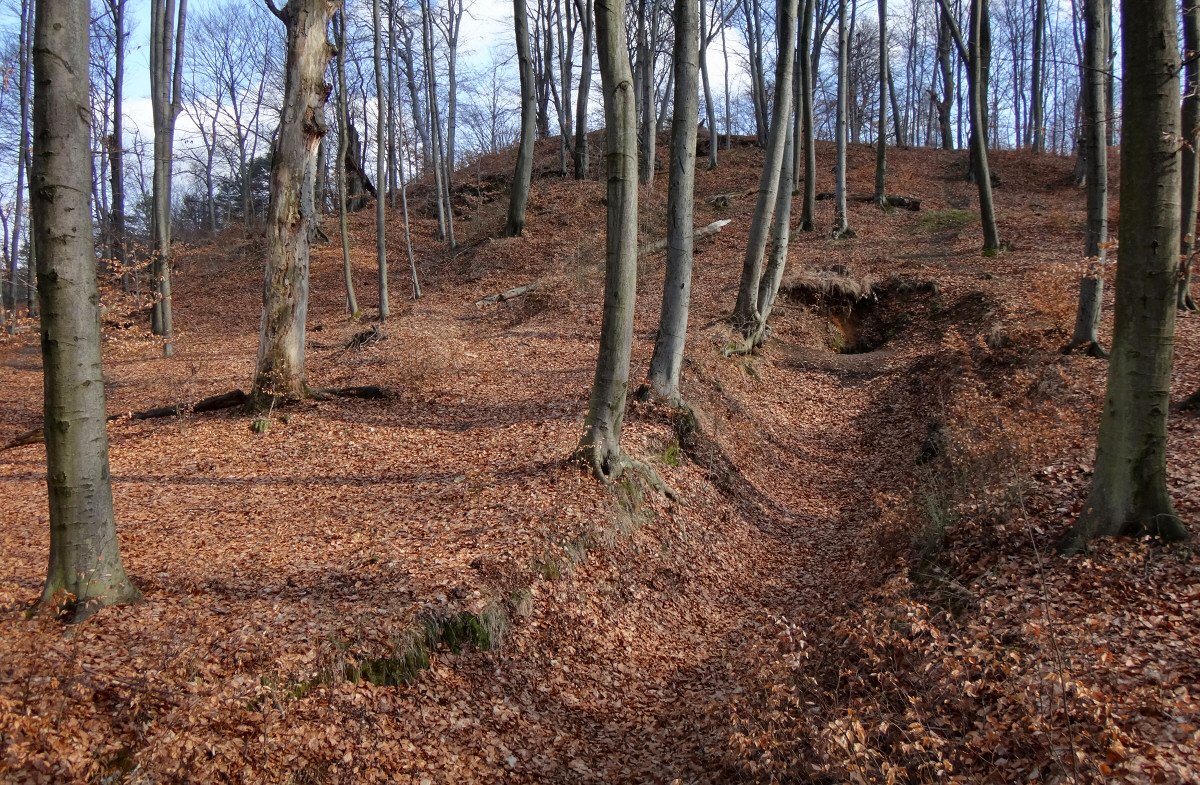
[660,442,682,466]
[918,209,976,232]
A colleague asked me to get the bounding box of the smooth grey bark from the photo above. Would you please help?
[33,0,140,618]
[420,0,447,243]
[334,11,359,318]
[872,0,887,206]
[251,0,336,408]
[647,0,699,403]
[576,0,640,480]
[8,0,32,328]
[1180,0,1200,310]
[1029,0,1045,152]
[374,0,390,320]
[752,120,794,342]
[798,0,815,230]
[108,0,127,290]
[398,21,431,172]
[832,0,851,238]
[1060,0,1187,551]
[573,0,593,178]
[731,0,797,329]
[699,0,719,169]
[934,4,953,150]
[387,0,397,206]
[149,0,187,357]
[937,0,999,252]
[1065,0,1108,355]
[506,0,537,236]
[638,0,663,185]
[398,132,422,299]
[443,0,462,173]
[721,16,731,149]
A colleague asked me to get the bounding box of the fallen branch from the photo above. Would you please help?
[311,385,389,400]
[703,189,757,209]
[638,219,732,258]
[816,192,921,210]
[476,283,538,307]
[345,324,386,350]
[2,389,249,451]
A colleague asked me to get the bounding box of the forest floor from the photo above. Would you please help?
[2,138,1199,785]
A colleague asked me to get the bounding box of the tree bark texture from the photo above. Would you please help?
[1180,0,1200,310]
[574,0,593,178]
[334,11,359,317]
[251,0,336,408]
[832,0,851,237]
[1060,0,1187,551]
[732,0,797,328]
[373,0,389,319]
[33,0,140,617]
[798,0,816,230]
[506,0,537,236]
[1029,0,1045,152]
[753,120,794,342]
[647,0,699,403]
[576,0,639,480]
[873,0,887,205]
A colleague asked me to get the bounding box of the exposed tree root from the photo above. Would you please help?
[817,191,922,210]
[1175,387,1200,413]
[2,389,251,451]
[1060,340,1109,359]
[572,441,680,502]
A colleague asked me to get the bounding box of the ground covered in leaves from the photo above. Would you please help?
[2,137,1198,784]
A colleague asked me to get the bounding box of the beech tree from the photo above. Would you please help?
[373,0,389,320]
[1064,0,1107,356]
[732,0,797,330]
[575,0,646,480]
[1180,0,1199,311]
[832,0,851,238]
[797,0,816,230]
[573,0,594,177]
[505,0,537,236]
[872,0,887,206]
[646,0,699,403]
[1059,0,1187,552]
[334,9,360,318]
[251,0,337,408]
[33,0,140,618]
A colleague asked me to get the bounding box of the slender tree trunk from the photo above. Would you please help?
[1030,0,1045,152]
[374,0,390,320]
[753,120,794,342]
[110,0,127,291]
[574,0,593,178]
[398,125,422,299]
[149,0,186,358]
[647,0,699,403]
[722,20,731,149]
[732,0,797,328]
[700,0,718,169]
[387,0,398,208]
[873,0,887,206]
[335,12,359,318]
[935,4,953,150]
[400,26,431,172]
[576,0,641,480]
[33,0,140,618]
[1066,0,1108,354]
[420,1,447,242]
[799,0,816,231]
[506,0,538,236]
[251,0,336,408]
[833,0,852,237]
[9,0,32,330]
[968,0,998,251]
[1180,0,1200,310]
[1059,0,1186,551]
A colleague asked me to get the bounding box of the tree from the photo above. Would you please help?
[7,0,33,332]
[573,0,594,177]
[575,0,645,480]
[33,0,140,618]
[251,0,337,408]
[505,0,537,237]
[1180,0,1200,311]
[832,0,852,238]
[1058,0,1188,552]
[373,0,389,320]
[149,0,187,358]
[732,0,798,330]
[1064,0,1107,356]
[646,0,699,403]
[872,0,887,206]
[106,0,129,288]
[797,0,816,230]
[334,10,360,318]
[1029,0,1045,152]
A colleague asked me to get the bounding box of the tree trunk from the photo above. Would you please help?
[798,0,815,230]
[251,0,335,409]
[149,0,186,358]
[1180,0,1200,310]
[33,0,140,618]
[873,0,887,206]
[1030,0,1045,152]
[1059,0,1187,552]
[374,0,390,320]
[1065,0,1108,353]
[506,0,537,236]
[399,24,431,172]
[109,0,127,291]
[646,0,699,404]
[573,0,593,178]
[753,120,794,341]
[334,12,359,318]
[420,1,447,243]
[9,0,32,329]
[700,0,718,169]
[832,0,851,237]
[935,4,953,150]
[576,0,640,480]
[732,0,797,328]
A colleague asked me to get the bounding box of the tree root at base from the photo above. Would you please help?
[572,441,680,502]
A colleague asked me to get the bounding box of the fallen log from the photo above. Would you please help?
[637,219,732,258]
[816,192,921,210]
[2,389,250,451]
[476,283,538,307]
[312,385,389,400]
[703,189,757,209]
